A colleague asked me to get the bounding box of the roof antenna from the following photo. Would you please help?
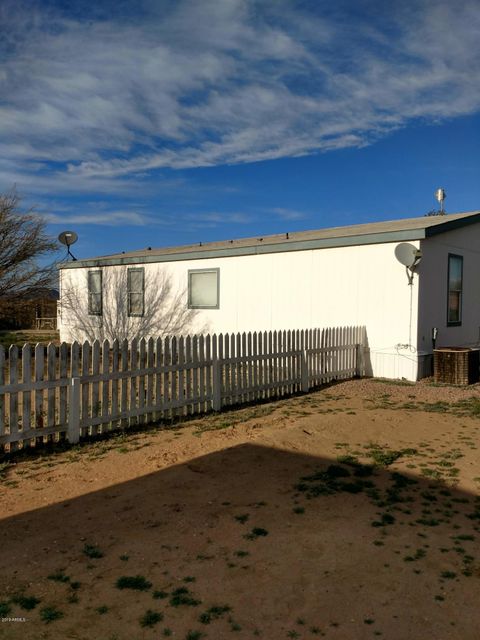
[435,188,446,215]
[58,231,78,261]
[425,188,447,216]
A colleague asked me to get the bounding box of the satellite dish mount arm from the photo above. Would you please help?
[406,266,414,286]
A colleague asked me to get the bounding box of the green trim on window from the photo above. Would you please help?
[188,268,220,309]
[447,253,463,327]
[88,270,103,316]
[127,267,145,317]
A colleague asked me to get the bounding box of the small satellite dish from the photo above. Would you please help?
[395,243,422,268]
[58,231,78,261]
[395,243,422,285]
[58,231,78,247]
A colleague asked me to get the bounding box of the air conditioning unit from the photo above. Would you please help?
[433,348,480,385]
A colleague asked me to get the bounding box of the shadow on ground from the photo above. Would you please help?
[1,442,479,640]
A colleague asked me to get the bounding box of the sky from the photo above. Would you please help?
[1,0,480,261]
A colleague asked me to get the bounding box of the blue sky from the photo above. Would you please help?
[1,0,479,260]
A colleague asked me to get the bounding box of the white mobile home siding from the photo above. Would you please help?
[59,240,421,380]
[418,225,480,354]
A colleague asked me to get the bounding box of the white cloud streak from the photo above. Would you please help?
[1,0,479,202]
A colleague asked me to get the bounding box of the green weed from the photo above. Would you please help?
[83,543,104,559]
[11,594,41,610]
[40,606,64,623]
[185,630,205,639]
[170,587,201,607]
[95,605,109,615]
[244,527,269,540]
[199,604,231,624]
[47,571,70,583]
[140,610,163,628]
[116,575,152,591]
[234,514,249,524]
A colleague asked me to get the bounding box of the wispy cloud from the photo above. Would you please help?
[269,207,307,221]
[1,0,479,206]
[43,210,159,226]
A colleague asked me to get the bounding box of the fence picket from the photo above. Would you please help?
[138,338,146,424]
[147,338,154,423]
[81,341,91,433]
[224,334,230,406]
[163,337,170,420]
[120,339,129,428]
[192,335,199,413]
[206,334,213,411]
[185,335,192,414]
[129,338,138,426]
[91,340,100,436]
[46,343,57,440]
[217,334,224,406]
[154,337,162,420]
[178,336,185,416]
[102,340,110,432]
[111,339,119,425]
[251,332,258,400]
[59,343,68,431]
[22,344,32,435]
[0,347,4,437]
[8,346,19,449]
[34,344,44,438]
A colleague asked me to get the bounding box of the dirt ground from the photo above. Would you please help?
[1,378,480,640]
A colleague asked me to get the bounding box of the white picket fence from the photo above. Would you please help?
[0,326,366,451]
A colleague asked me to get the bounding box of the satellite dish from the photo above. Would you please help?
[58,230,78,261]
[58,231,78,247]
[395,243,422,268]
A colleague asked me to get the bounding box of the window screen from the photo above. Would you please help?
[88,271,102,316]
[447,254,463,325]
[127,268,144,316]
[188,269,219,308]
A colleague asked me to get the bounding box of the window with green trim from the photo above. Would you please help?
[188,269,219,309]
[127,268,144,316]
[447,254,463,326]
[88,271,102,316]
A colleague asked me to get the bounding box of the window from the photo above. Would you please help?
[88,270,102,316]
[127,268,144,316]
[447,254,463,326]
[188,268,219,309]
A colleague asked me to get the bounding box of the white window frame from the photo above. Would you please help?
[188,268,220,309]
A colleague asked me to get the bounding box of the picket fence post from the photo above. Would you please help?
[68,377,80,443]
[212,358,222,411]
[301,350,309,393]
[356,343,364,378]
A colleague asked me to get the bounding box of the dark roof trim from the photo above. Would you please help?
[425,212,480,237]
[59,228,427,269]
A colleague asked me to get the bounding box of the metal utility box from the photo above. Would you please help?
[434,348,480,385]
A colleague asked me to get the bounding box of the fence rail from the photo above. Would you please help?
[0,326,366,451]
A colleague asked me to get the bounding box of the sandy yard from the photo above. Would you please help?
[1,378,480,640]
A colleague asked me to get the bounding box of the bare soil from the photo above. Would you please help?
[1,378,480,640]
